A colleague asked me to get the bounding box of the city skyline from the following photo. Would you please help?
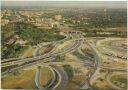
[1,1,127,90]
[1,1,127,8]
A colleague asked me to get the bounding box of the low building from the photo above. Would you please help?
[55,15,62,21]
[61,28,82,34]
[1,19,9,26]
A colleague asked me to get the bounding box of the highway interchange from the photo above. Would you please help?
[1,32,127,90]
[2,32,82,90]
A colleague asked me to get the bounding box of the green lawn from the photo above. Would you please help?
[2,69,37,89]
[40,66,53,86]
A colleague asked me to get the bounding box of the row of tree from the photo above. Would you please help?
[1,22,65,59]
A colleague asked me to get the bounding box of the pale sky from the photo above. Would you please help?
[1,1,127,8]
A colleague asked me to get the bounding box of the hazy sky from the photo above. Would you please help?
[1,1,127,8]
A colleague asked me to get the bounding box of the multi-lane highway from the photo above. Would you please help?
[80,40,101,89]
[1,33,70,64]
[1,33,81,77]
[2,32,126,90]
[35,66,46,90]
[51,66,68,90]
[35,65,68,90]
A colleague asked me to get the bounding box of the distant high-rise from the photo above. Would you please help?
[104,8,107,18]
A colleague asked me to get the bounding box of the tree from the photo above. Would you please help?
[63,64,73,81]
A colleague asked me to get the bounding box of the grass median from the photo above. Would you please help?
[40,66,53,86]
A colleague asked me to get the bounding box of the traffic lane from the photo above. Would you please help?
[51,66,68,90]
[2,39,81,77]
[1,33,70,63]
[2,39,80,65]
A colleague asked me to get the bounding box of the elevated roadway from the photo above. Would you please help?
[2,36,81,77]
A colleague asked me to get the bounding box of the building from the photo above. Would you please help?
[1,19,9,26]
[55,15,62,21]
[61,28,82,34]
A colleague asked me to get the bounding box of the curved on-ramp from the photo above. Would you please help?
[35,65,68,90]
